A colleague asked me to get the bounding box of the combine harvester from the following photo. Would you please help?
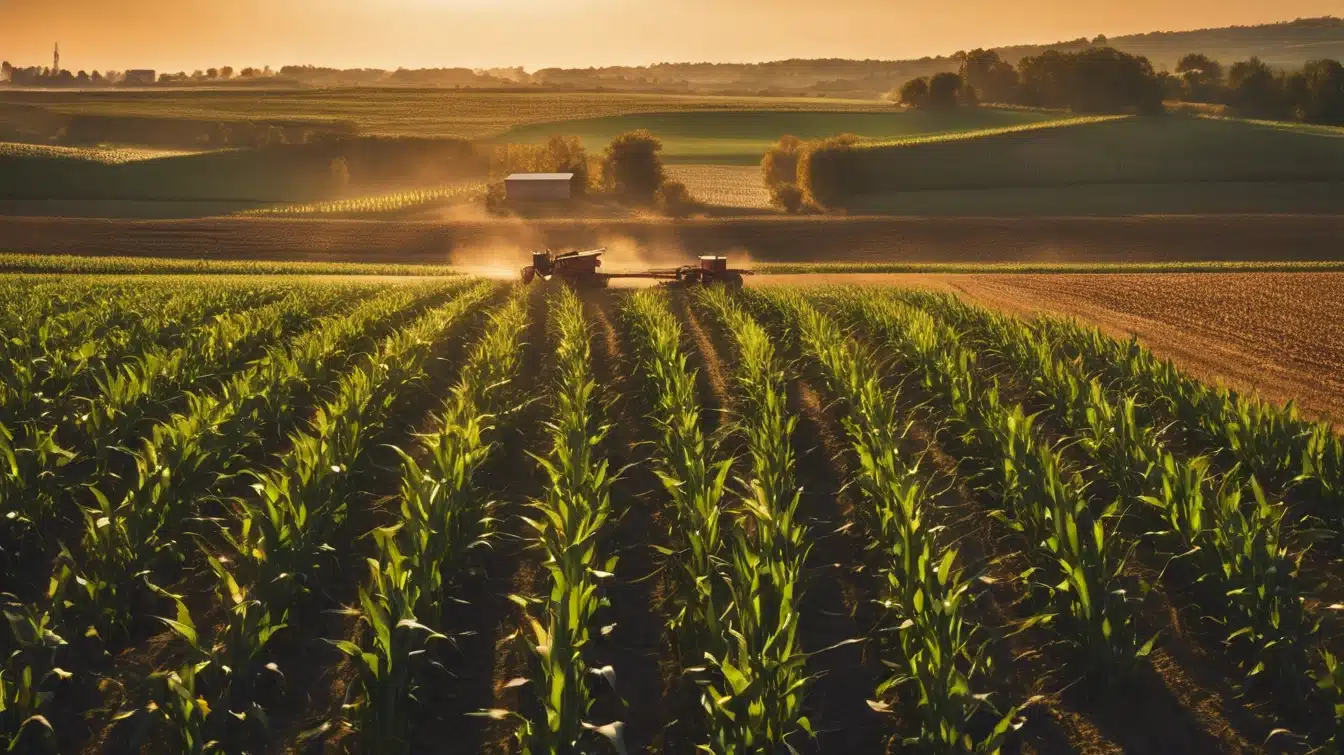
[520,248,751,289]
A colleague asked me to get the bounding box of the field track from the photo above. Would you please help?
[3,214,1344,265]
[756,272,1344,425]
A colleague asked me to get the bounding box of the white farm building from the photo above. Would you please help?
[505,172,574,201]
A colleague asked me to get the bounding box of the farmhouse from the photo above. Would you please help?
[123,69,156,85]
[505,172,573,201]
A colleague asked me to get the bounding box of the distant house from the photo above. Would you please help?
[505,173,574,202]
[124,69,156,85]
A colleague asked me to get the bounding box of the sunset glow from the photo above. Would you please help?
[1,0,1339,72]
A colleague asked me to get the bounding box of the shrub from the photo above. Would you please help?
[769,182,805,214]
[603,129,666,202]
[761,134,803,189]
[655,180,696,217]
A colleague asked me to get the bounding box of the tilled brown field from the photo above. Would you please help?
[4,214,1344,266]
[755,271,1344,425]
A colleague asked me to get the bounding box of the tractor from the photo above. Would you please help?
[520,248,751,289]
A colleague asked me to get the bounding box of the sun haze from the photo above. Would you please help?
[2,0,1341,71]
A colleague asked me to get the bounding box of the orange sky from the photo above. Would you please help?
[2,0,1340,72]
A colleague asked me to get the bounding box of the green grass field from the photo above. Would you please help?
[494,107,1057,164]
[0,89,899,140]
[804,114,1344,212]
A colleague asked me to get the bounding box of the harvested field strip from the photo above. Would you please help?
[753,261,1344,275]
[7,215,1344,267]
[15,252,1344,279]
[0,252,463,276]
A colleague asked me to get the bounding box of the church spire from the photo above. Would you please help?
[53,42,60,74]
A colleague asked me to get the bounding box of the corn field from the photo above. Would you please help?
[2,274,1342,755]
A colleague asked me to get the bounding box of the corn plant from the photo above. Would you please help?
[328,528,447,755]
[0,599,70,753]
[111,556,285,753]
[506,286,624,755]
[761,289,1023,753]
[1316,650,1344,753]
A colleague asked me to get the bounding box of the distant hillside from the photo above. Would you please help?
[529,17,1344,98]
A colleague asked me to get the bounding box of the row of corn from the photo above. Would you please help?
[331,288,530,754]
[498,287,625,753]
[759,289,1026,753]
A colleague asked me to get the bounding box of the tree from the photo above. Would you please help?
[207,68,218,79]
[219,66,234,79]
[602,129,665,202]
[1176,53,1224,102]
[960,49,1018,103]
[240,67,257,78]
[1294,58,1344,123]
[1228,57,1283,117]
[927,72,964,108]
[542,135,589,196]
[91,70,104,84]
[1,61,11,82]
[897,77,929,108]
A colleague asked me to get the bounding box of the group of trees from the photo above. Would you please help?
[893,47,1164,114]
[897,71,973,108]
[889,45,1344,125]
[1175,53,1344,124]
[1,61,266,87]
[487,130,698,216]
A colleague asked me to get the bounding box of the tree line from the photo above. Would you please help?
[1,63,274,87]
[896,48,1165,114]
[1173,53,1344,123]
[893,47,1344,125]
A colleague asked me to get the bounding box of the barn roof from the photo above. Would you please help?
[506,173,575,181]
